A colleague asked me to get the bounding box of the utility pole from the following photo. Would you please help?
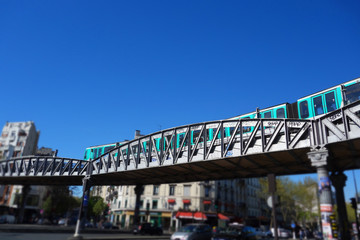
[351,198,360,240]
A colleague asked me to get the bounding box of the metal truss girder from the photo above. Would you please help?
[242,121,261,155]
[189,125,205,162]
[223,122,240,158]
[264,121,284,152]
[321,118,346,141]
[344,108,360,127]
[288,122,311,149]
[2,101,360,184]
[206,123,221,160]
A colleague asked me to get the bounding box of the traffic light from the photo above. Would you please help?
[350,198,357,209]
[214,200,219,210]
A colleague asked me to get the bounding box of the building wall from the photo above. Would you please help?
[0,121,46,220]
[91,178,264,230]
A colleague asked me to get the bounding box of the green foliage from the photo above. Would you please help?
[42,186,79,218]
[259,176,319,226]
[346,202,357,223]
[93,198,107,216]
[87,196,107,221]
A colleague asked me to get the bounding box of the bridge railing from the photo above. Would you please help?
[2,101,360,178]
[317,100,360,145]
[0,156,89,177]
[89,118,316,175]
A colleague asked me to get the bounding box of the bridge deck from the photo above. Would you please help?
[1,101,360,186]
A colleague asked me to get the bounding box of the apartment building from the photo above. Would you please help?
[106,181,217,230]
[87,130,265,230]
[94,177,264,231]
[0,121,49,222]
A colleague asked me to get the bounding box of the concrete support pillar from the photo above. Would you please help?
[308,147,336,240]
[69,175,91,240]
[133,184,144,226]
[330,171,351,240]
[18,185,30,223]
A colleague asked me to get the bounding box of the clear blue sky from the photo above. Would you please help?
[1,1,360,199]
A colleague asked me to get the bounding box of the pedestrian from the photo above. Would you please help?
[299,228,304,240]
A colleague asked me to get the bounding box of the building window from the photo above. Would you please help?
[139,200,144,209]
[204,204,210,211]
[152,200,158,209]
[184,185,191,196]
[125,199,128,208]
[169,185,175,196]
[153,185,159,195]
[118,201,121,208]
[205,186,210,198]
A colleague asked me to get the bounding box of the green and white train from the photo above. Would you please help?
[84,77,360,160]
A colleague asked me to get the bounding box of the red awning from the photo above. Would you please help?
[194,212,207,221]
[203,200,211,205]
[175,211,194,219]
[183,199,191,204]
[168,199,175,204]
[218,213,230,221]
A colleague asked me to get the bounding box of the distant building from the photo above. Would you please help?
[88,130,265,230]
[0,121,51,222]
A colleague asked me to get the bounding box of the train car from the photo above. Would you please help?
[83,143,118,160]
[296,77,360,119]
[84,77,360,161]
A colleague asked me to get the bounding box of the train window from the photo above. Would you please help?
[206,129,211,141]
[93,148,98,158]
[313,96,324,116]
[325,92,337,112]
[299,101,309,119]
[241,117,251,133]
[104,146,115,153]
[192,130,201,143]
[276,108,285,118]
[229,127,236,136]
[263,111,272,118]
[344,82,360,105]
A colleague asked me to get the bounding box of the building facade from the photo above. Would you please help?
[86,130,266,230]
[92,177,265,230]
[0,121,49,222]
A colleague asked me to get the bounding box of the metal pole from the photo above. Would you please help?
[268,174,278,240]
[70,175,91,240]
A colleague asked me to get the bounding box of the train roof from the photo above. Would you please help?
[297,77,360,101]
[85,141,128,149]
[227,102,289,120]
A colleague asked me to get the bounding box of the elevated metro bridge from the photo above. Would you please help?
[1,101,360,186]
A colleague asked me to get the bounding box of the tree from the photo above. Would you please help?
[42,186,80,222]
[259,176,297,226]
[88,196,107,222]
[258,176,319,228]
[291,177,319,227]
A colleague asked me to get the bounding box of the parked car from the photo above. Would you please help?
[254,227,267,238]
[0,215,15,224]
[171,223,212,240]
[212,223,257,240]
[102,221,119,229]
[314,230,323,240]
[133,222,163,235]
[58,218,67,225]
[269,228,292,238]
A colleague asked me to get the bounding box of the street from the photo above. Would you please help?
[0,232,171,240]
